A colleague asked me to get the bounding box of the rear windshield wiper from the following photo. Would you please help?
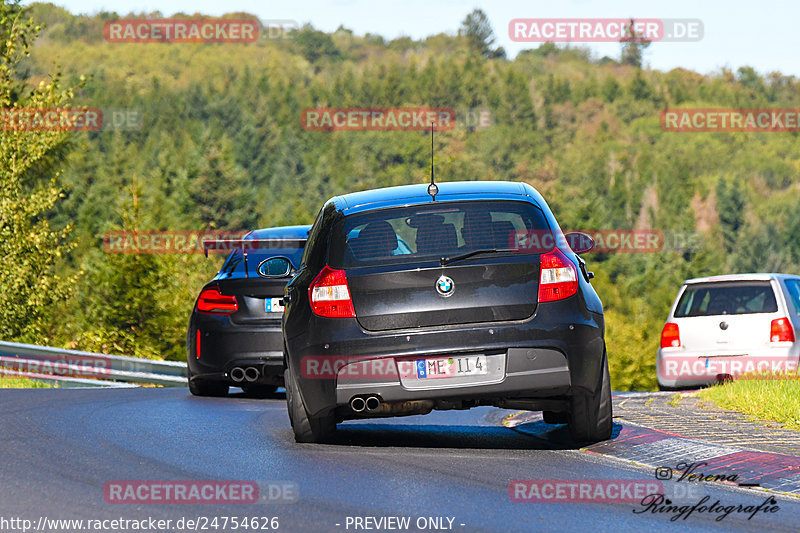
[440,248,517,266]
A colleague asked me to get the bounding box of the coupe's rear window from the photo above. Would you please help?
[328,200,551,268]
[218,246,304,278]
[674,282,778,317]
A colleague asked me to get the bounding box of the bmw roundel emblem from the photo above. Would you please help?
[436,275,454,297]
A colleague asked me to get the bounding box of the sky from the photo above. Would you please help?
[27,0,800,77]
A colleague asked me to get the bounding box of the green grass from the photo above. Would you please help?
[698,374,800,430]
[667,393,683,407]
[0,376,54,389]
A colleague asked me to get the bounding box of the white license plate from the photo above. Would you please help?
[265,298,285,313]
[415,355,487,379]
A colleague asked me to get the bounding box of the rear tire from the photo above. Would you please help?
[285,365,336,443]
[188,369,229,397]
[568,350,612,443]
[241,384,278,398]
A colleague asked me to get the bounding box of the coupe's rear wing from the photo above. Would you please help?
[202,238,307,257]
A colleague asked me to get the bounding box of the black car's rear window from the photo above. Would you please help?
[328,200,551,268]
[218,246,305,278]
[674,281,778,317]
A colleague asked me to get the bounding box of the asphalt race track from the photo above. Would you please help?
[1,388,798,533]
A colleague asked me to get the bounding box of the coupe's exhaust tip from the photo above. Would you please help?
[230,367,245,382]
[365,396,381,412]
[244,366,260,382]
[350,397,366,413]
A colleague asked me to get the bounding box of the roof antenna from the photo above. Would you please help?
[427,122,438,201]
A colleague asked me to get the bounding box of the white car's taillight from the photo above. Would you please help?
[660,322,681,348]
[770,317,795,342]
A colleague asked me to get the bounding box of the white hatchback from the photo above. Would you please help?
[656,273,800,390]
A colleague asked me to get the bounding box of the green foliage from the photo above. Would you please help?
[716,177,744,253]
[0,375,53,388]
[294,24,341,63]
[0,0,81,343]
[61,178,218,360]
[459,8,504,59]
[187,134,258,230]
[620,18,652,68]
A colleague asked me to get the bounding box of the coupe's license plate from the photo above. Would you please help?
[415,355,487,379]
[265,298,285,313]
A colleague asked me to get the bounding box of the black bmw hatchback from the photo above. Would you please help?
[282,181,611,443]
[187,225,310,397]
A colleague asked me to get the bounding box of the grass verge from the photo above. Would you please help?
[698,373,800,430]
[0,376,54,388]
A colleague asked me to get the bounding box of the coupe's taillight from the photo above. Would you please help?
[196,288,238,315]
[538,248,578,302]
[309,266,355,318]
[660,322,681,348]
[770,317,795,343]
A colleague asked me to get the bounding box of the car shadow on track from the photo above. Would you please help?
[226,389,287,401]
[329,421,624,451]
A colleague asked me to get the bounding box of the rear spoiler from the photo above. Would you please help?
[203,238,307,279]
[202,238,307,257]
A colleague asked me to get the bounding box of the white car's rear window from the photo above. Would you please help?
[674,282,778,317]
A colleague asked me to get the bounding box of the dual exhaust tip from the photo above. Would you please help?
[350,395,381,413]
[230,366,260,383]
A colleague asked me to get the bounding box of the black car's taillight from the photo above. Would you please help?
[309,266,355,318]
[196,288,238,315]
[538,248,578,302]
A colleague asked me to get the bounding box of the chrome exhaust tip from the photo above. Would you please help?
[350,397,366,413]
[244,366,260,382]
[230,367,245,382]
[365,396,381,412]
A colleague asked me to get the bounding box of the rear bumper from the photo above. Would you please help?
[333,348,571,405]
[285,298,605,416]
[656,347,800,388]
[187,313,285,384]
[189,357,285,385]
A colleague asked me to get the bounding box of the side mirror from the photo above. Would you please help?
[257,257,293,278]
[564,232,594,254]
